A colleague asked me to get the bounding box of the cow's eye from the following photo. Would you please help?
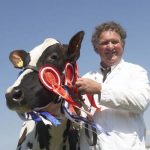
[51,54,58,60]
[47,54,58,61]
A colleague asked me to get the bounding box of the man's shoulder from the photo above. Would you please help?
[123,60,146,72]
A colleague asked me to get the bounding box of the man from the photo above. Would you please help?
[76,21,150,150]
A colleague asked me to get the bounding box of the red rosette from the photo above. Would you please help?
[39,65,81,108]
[39,65,61,91]
[64,63,75,87]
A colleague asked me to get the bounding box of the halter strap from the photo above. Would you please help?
[24,65,39,72]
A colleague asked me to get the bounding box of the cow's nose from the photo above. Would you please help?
[12,88,24,102]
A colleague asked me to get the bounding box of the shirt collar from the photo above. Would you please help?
[100,59,124,72]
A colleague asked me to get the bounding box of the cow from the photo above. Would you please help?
[5,31,85,150]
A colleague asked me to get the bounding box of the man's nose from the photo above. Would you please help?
[107,41,115,49]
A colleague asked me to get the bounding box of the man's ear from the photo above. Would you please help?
[67,31,84,63]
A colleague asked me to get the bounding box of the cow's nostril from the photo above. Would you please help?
[12,89,24,102]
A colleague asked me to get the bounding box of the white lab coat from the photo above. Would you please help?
[80,59,150,150]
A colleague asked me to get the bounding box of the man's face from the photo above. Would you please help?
[97,30,124,68]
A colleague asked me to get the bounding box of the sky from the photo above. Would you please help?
[0,0,150,149]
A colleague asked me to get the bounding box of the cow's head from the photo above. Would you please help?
[5,31,84,113]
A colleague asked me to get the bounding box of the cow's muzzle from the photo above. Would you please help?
[11,88,24,102]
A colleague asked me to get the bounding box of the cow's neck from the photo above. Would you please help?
[42,102,64,119]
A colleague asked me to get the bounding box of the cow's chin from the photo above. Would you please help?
[12,103,64,120]
[9,106,32,113]
[6,100,31,113]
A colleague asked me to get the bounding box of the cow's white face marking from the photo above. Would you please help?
[6,69,33,94]
[29,38,59,66]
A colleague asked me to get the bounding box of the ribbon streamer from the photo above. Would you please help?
[62,101,110,136]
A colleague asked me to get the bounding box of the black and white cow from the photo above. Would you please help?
[5,31,85,150]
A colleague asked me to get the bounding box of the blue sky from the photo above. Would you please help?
[1,0,150,149]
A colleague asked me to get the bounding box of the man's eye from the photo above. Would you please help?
[100,41,108,45]
[100,40,119,45]
[111,40,119,44]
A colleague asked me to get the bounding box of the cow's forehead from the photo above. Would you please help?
[29,38,59,66]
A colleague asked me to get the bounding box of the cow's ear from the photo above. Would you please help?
[9,50,30,68]
[67,31,84,62]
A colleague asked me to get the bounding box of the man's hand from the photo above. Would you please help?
[75,78,101,94]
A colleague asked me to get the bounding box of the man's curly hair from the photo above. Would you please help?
[91,21,127,53]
